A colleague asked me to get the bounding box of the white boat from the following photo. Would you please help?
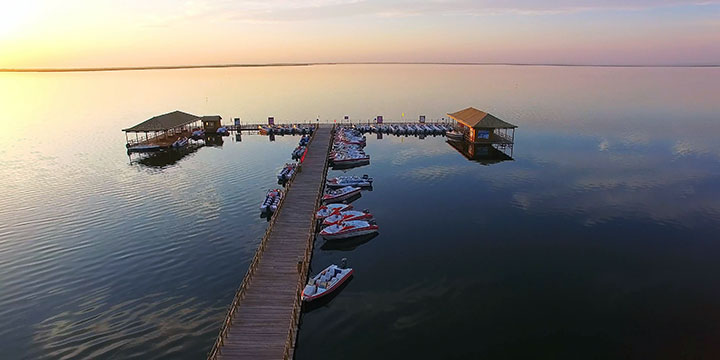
[127,144,162,152]
[269,191,282,212]
[331,154,370,167]
[260,189,282,213]
[299,135,310,146]
[322,210,373,226]
[320,220,379,240]
[316,204,353,219]
[446,131,464,141]
[191,129,205,139]
[302,263,353,302]
[326,175,373,188]
[292,146,307,160]
[322,186,361,204]
[171,137,188,148]
[277,163,297,182]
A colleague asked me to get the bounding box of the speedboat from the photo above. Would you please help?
[277,163,296,182]
[216,127,229,136]
[326,175,373,188]
[292,146,307,160]
[322,210,373,226]
[171,137,188,148]
[127,144,162,152]
[316,204,353,219]
[269,190,282,212]
[260,189,282,213]
[299,135,310,146]
[320,220,379,240]
[302,263,353,302]
[331,153,370,167]
[446,131,464,141]
[322,186,361,204]
[191,129,205,139]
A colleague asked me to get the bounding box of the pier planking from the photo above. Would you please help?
[208,126,333,360]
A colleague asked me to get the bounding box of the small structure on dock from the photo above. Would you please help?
[447,107,516,144]
[201,115,223,133]
[122,110,202,150]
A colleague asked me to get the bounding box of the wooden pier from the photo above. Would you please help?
[208,125,333,360]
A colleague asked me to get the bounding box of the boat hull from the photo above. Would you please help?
[321,226,378,240]
[302,269,354,302]
[322,189,362,204]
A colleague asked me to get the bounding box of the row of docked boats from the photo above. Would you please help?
[303,126,380,302]
[316,203,378,240]
[355,123,454,135]
[259,124,315,135]
[264,135,311,216]
[305,178,376,301]
[330,127,370,168]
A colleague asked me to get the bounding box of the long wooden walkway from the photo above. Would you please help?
[208,126,333,360]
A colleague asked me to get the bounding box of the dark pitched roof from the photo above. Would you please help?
[123,111,200,132]
[447,107,517,129]
[199,115,222,122]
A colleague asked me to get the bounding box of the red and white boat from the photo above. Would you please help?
[322,186,361,204]
[320,220,379,240]
[302,264,353,302]
[316,204,353,219]
[331,154,370,167]
[322,210,373,226]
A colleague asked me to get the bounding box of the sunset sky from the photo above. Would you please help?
[0,0,718,68]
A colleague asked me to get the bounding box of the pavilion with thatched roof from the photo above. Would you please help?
[447,107,517,144]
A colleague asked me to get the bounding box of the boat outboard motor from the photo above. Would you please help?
[341,258,348,269]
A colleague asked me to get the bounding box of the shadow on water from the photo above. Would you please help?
[301,276,354,314]
[319,232,379,251]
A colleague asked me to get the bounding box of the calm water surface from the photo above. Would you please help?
[0,65,719,359]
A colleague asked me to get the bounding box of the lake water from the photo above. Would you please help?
[1,65,719,359]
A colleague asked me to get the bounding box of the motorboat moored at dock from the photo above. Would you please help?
[322,210,373,226]
[316,204,354,219]
[302,263,354,302]
[322,186,362,204]
[260,189,283,213]
[326,175,373,188]
[320,220,379,240]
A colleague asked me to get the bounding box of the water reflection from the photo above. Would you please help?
[204,135,224,147]
[301,276,354,314]
[131,144,204,168]
[319,233,379,251]
[446,140,514,165]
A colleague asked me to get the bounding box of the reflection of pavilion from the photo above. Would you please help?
[447,140,514,165]
[130,143,203,168]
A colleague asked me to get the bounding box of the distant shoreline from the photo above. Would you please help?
[1,62,718,73]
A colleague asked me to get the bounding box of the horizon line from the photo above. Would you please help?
[1,61,719,73]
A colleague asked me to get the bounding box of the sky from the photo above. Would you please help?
[0,0,718,68]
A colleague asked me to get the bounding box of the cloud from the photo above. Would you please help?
[133,0,720,24]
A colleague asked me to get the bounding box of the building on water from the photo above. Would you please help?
[122,111,225,151]
[447,107,517,144]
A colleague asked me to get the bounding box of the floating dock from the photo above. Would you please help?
[207,126,333,360]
